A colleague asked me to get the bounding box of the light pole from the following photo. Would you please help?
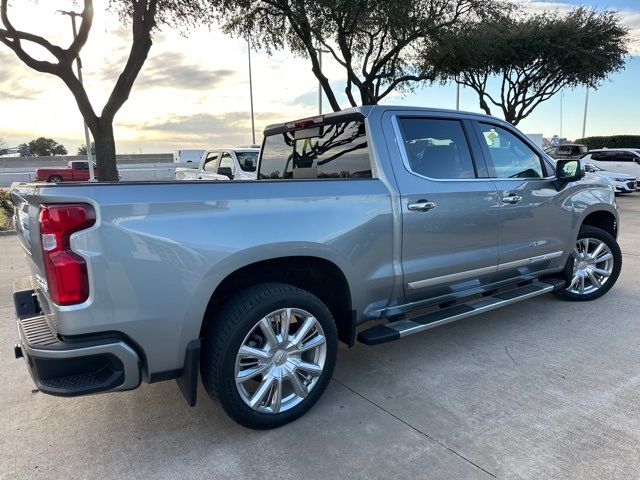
[455,78,461,110]
[58,10,96,182]
[247,38,256,145]
[316,47,329,115]
[582,86,589,139]
[559,90,564,139]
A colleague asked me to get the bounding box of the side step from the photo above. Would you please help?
[358,279,565,346]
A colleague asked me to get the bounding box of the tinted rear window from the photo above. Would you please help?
[259,120,371,179]
[397,118,476,179]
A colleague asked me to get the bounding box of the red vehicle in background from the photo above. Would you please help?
[35,161,96,183]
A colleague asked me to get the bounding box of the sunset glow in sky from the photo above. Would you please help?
[1,0,639,154]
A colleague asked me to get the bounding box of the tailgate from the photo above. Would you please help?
[10,185,51,295]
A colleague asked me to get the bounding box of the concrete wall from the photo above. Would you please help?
[0,162,180,187]
[0,153,173,169]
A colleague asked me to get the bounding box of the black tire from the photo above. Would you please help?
[553,225,622,301]
[200,282,338,430]
[48,175,63,183]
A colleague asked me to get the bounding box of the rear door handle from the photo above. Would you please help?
[408,200,437,211]
[502,195,522,204]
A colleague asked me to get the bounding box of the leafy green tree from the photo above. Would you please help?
[27,137,68,156]
[0,1,212,180]
[214,0,493,110]
[424,7,628,125]
[77,142,96,156]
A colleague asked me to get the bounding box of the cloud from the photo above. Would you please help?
[100,51,236,90]
[0,51,45,100]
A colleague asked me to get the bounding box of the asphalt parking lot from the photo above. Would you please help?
[1,195,639,480]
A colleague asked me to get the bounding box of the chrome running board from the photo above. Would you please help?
[358,279,565,346]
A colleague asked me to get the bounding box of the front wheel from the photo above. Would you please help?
[201,283,337,429]
[553,225,622,301]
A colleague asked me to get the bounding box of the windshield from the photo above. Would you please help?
[579,145,588,154]
[235,151,258,172]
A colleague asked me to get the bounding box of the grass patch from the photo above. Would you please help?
[0,189,14,231]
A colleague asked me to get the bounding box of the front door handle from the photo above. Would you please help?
[502,195,522,204]
[408,200,437,211]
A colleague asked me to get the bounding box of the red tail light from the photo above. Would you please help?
[39,204,96,305]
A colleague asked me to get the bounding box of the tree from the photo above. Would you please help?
[0,1,212,180]
[18,143,31,156]
[28,137,68,156]
[214,0,492,110]
[424,7,628,125]
[78,142,96,156]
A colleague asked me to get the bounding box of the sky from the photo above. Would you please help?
[0,0,639,154]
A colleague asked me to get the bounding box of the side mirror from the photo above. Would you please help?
[555,159,585,187]
[218,166,234,179]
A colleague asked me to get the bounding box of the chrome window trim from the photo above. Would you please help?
[407,251,564,290]
[391,115,555,183]
[391,115,485,183]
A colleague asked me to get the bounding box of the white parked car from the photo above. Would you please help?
[581,149,640,181]
[175,147,260,181]
[584,163,637,193]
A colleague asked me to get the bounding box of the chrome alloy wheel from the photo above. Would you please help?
[234,308,327,414]
[568,237,614,295]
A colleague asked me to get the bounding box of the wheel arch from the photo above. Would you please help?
[201,256,355,346]
[581,209,618,238]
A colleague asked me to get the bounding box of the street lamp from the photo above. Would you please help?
[247,38,256,145]
[582,86,589,139]
[58,10,96,182]
[559,90,564,139]
[316,47,329,115]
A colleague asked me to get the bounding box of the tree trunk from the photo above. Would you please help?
[478,95,492,116]
[93,119,119,181]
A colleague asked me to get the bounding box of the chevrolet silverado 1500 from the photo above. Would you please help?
[10,106,621,429]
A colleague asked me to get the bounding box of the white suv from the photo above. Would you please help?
[581,149,640,184]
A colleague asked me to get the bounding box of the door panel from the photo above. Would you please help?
[473,121,572,278]
[390,114,500,302]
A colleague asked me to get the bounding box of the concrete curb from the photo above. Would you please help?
[0,230,17,236]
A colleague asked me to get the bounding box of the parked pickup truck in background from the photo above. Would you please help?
[10,106,622,430]
[35,161,97,183]
[175,146,260,181]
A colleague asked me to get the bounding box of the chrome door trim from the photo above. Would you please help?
[496,251,563,272]
[407,250,564,290]
[408,265,497,290]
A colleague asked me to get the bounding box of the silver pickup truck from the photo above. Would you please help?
[9,106,621,429]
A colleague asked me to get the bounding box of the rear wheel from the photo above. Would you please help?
[201,283,337,429]
[553,225,622,301]
[48,175,63,183]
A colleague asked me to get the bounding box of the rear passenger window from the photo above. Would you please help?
[397,118,476,179]
[478,123,545,178]
[259,120,370,179]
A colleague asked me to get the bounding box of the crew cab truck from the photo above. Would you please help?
[10,106,622,430]
[175,147,260,181]
[35,160,96,183]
